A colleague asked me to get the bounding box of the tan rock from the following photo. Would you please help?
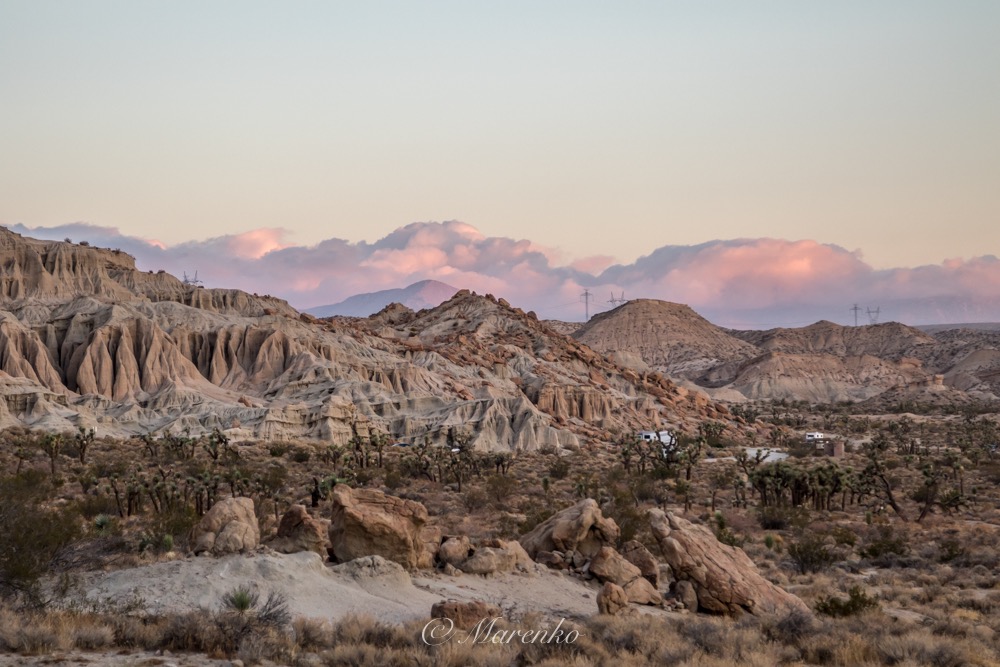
[269,504,329,556]
[461,547,516,576]
[589,547,661,605]
[191,497,259,555]
[438,536,473,569]
[328,484,435,570]
[431,600,502,631]
[620,540,660,588]
[649,509,809,617]
[519,499,620,561]
[596,582,630,616]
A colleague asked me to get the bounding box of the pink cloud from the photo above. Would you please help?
[6,221,1000,325]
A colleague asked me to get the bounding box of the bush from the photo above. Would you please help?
[815,586,878,617]
[548,458,571,480]
[860,526,909,560]
[787,534,837,574]
[0,472,82,600]
[757,506,809,530]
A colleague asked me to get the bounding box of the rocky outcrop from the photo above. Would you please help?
[597,582,631,616]
[437,536,533,575]
[520,499,620,560]
[588,546,661,606]
[269,504,329,556]
[191,497,260,555]
[620,540,660,589]
[649,509,809,617]
[431,600,502,631]
[328,485,436,569]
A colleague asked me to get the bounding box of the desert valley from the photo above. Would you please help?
[1,228,1000,666]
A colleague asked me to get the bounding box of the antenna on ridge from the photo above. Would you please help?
[183,270,204,287]
[867,306,880,325]
[581,289,593,321]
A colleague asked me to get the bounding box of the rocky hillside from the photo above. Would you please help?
[0,227,740,447]
[574,300,758,376]
[574,298,1000,404]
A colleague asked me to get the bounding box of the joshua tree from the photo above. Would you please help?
[74,426,96,465]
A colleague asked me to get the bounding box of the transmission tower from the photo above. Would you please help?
[581,289,593,321]
[182,271,204,287]
[850,303,861,327]
[608,291,626,307]
[867,306,881,325]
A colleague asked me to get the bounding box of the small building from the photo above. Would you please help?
[805,432,825,446]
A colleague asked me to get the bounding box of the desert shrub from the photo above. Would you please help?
[484,474,516,506]
[938,538,965,563]
[860,525,909,561]
[461,488,488,512]
[289,447,312,464]
[0,472,82,601]
[547,458,570,480]
[828,525,857,547]
[757,505,809,530]
[815,586,878,617]
[712,512,745,548]
[787,534,837,574]
[268,443,289,457]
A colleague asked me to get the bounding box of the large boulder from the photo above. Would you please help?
[597,582,631,616]
[620,540,660,589]
[461,547,517,576]
[438,536,473,569]
[589,546,662,605]
[649,509,809,616]
[431,600,502,631]
[269,504,329,556]
[519,499,620,560]
[328,485,436,569]
[191,497,259,555]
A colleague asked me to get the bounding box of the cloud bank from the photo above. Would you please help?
[7,221,1000,327]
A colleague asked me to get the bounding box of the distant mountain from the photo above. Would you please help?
[307,280,459,317]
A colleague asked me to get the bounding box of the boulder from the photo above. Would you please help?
[596,582,630,616]
[438,536,473,569]
[589,547,661,605]
[519,498,620,561]
[481,538,534,572]
[675,580,699,612]
[620,540,660,588]
[191,497,259,555]
[269,504,329,556]
[328,485,436,569]
[461,547,517,576]
[431,600,502,631]
[649,509,810,617]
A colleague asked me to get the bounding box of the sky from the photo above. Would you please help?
[2,2,999,323]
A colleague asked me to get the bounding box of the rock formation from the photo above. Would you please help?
[588,546,662,605]
[430,600,502,631]
[619,540,660,589]
[0,227,738,449]
[191,497,260,555]
[328,485,437,569]
[649,509,809,617]
[269,504,329,556]
[519,499,620,560]
[596,582,631,616]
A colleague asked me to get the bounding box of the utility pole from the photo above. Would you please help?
[850,303,861,327]
[581,289,593,321]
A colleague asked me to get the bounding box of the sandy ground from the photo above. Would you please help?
[75,549,646,624]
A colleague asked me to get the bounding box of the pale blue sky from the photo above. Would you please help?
[2,1,998,268]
